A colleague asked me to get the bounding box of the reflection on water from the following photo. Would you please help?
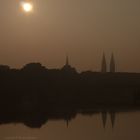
[0,112,140,140]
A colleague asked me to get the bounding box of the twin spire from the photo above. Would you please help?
[65,111,116,129]
[101,53,116,128]
[101,53,115,73]
[64,53,115,73]
[101,111,116,129]
[64,54,116,129]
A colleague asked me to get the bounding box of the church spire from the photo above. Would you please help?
[110,53,115,72]
[66,119,69,128]
[101,52,107,73]
[101,111,107,128]
[109,111,116,128]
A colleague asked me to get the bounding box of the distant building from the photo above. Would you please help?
[101,53,107,73]
[22,63,46,72]
[0,65,10,71]
[109,111,116,128]
[61,55,77,73]
[101,111,116,128]
[110,53,115,72]
[101,111,107,128]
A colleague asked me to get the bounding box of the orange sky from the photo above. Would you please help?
[0,0,140,72]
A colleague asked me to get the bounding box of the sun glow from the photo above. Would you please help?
[21,2,33,13]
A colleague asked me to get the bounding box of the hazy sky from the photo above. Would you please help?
[0,0,140,72]
[0,1,140,139]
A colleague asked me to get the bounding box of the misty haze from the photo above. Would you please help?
[0,0,140,140]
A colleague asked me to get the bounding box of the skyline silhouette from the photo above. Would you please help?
[0,56,139,128]
[0,52,117,73]
[0,0,140,74]
[0,1,140,139]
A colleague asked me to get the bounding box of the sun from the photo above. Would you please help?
[21,2,33,13]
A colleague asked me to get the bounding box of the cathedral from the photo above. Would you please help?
[61,55,77,73]
[101,53,116,73]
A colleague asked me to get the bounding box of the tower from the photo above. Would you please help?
[66,119,69,128]
[61,55,77,73]
[110,53,115,72]
[109,111,116,128]
[101,111,107,128]
[101,53,107,73]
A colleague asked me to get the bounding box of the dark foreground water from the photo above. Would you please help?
[0,112,140,140]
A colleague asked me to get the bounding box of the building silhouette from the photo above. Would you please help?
[110,53,115,72]
[101,111,116,128]
[101,111,107,128]
[109,111,116,128]
[61,55,77,73]
[0,52,139,129]
[101,53,107,73]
